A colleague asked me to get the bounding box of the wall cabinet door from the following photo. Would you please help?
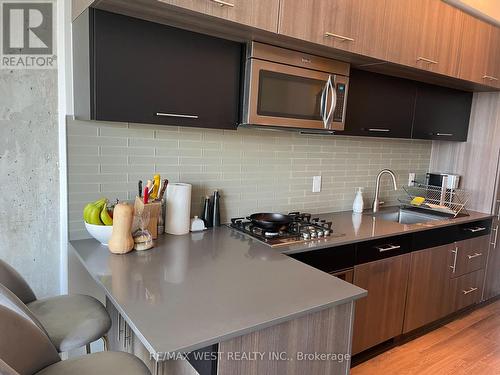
[412,0,464,76]
[88,9,242,130]
[157,0,280,32]
[278,0,387,58]
[403,244,455,333]
[458,14,500,88]
[411,83,472,141]
[341,69,416,138]
[352,254,410,354]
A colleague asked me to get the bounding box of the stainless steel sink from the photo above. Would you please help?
[367,207,447,225]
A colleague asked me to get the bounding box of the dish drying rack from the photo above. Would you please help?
[398,183,470,217]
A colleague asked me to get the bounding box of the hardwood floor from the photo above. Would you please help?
[351,299,500,375]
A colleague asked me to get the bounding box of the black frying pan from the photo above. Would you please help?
[247,213,293,231]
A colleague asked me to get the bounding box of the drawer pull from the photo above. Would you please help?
[467,252,483,260]
[375,244,401,252]
[483,75,499,81]
[324,32,355,42]
[450,247,458,273]
[465,227,486,233]
[435,133,453,137]
[156,112,199,119]
[211,0,235,7]
[462,287,478,295]
[417,56,438,65]
[367,128,390,132]
[491,226,498,247]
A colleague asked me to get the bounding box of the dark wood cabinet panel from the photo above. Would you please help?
[341,69,416,138]
[449,269,485,311]
[484,223,500,300]
[411,83,472,141]
[452,236,489,278]
[78,9,242,130]
[341,69,472,142]
[403,244,455,333]
[352,254,410,354]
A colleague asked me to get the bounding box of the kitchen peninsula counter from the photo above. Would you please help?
[71,227,366,374]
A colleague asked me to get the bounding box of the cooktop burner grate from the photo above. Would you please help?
[228,212,340,247]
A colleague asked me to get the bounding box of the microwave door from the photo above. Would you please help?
[246,59,333,130]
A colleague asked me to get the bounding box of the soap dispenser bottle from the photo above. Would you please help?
[352,187,364,213]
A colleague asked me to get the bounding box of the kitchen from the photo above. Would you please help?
[0,0,499,374]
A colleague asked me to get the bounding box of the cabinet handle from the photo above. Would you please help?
[367,128,390,132]
[462,287,478,295]
[211,0,234,7]
[434,133,453,137]
[467,252,483,260]
[156,112,199,119]
[417,56,438,65]
[450,247,458,273]
[491,225,498,247]
[324,32,355,42]
[375,244,401,252]
[465,227,486,233]
[483,75,499,81]
[123,324,131,350]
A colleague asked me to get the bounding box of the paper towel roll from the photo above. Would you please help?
[165,183,192,235]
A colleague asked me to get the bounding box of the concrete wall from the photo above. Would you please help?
[67,118,432,240]
[0,69,60,297]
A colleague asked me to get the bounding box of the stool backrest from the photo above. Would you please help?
[0,260,36,304]
[0,304,60,374]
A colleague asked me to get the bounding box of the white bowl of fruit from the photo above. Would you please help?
[83,198,114,245]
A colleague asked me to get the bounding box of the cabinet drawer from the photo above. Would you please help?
[450,236,489,278]
[288,245,355,274]
[457,219,492,241]
[449,269,485,311]
[356,234,412,265]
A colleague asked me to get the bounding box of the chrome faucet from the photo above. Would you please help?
[372,169,398,213]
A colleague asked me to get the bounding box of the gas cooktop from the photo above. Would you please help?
[228,212,345,247]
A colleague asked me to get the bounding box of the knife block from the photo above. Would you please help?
[134,197,161,239]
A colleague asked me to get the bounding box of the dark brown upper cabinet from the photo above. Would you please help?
[73,9,243,130]
[412,83,472,141]
[340,69,472,142]
[341,69,416,138]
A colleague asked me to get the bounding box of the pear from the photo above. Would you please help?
[83,198,106,222]
[87,204,104,225]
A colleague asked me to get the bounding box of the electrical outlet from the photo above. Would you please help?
[408,173,416,186]
[312,176,322,193]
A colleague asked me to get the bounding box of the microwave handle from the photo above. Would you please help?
[323,75,336,129]
[320,80,328,125]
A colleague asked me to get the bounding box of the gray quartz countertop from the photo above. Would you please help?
[70,207,492,357]
[70,227,367,358]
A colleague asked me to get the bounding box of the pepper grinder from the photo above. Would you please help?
[201,196,213,228]
[212,190,221,227]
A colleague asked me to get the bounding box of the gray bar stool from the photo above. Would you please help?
[0,285,150,375]
[0,259,111,353]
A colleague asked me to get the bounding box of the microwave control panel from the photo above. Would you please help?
[333,83,346,122]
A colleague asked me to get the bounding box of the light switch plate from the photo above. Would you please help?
[312,176,322,193]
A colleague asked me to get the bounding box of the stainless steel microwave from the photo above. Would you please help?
[242,42,350,132]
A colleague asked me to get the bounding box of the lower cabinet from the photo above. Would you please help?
[449,269,484,312]
[403,235,490,334]
[403,244,455,333]
[484,223,500,300]
[352,254,410,354]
